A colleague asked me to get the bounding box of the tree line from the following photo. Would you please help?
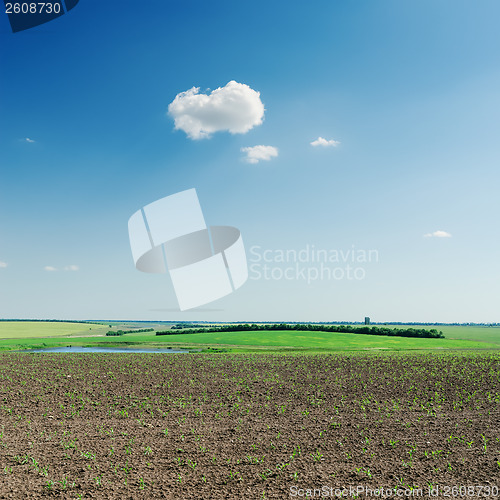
[156,323,444,339]
[106,328,154,336]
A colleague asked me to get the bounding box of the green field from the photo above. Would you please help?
[126,330,497,351]
[0,321,498,352]
[426,325,500,345]
[378,324,500,347]
[0,322,107,339]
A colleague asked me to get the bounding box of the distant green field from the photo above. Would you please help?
[377,324,500,347]
[432,325,500,345]
[0,322,106,339]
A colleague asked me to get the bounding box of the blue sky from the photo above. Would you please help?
[0,0,499,322]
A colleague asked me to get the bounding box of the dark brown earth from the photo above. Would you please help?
[0,352,498,499]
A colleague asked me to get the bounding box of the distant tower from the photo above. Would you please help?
[364,317,370,325]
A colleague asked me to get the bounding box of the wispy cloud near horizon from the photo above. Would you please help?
[424,230,452,238]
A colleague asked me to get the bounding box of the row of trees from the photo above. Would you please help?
[156,323,444,339]
[106,328,154,336]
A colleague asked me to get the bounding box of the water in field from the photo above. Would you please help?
[19,346,194,354]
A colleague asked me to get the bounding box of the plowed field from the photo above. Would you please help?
[0,353,498,498]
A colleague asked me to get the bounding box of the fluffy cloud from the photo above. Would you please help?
[25,137,35,143]
[168,81,265,139]
[0,261,7,268]
[241,145,278,164]
[44,266,57,271]
[310,137,340,147]
[424,230,452,238]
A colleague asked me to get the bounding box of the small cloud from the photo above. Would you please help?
[64,265,79,271]
[424,230,452,238]
[44,266,57,272]
[0,261,7,268]
[241,145,278,164]
[25,137,35,143]
[168,80,265,139]
[310,136,340,147]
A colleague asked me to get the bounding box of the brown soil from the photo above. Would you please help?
[0,353,498,498]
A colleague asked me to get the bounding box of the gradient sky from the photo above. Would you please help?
[1,0,499,322]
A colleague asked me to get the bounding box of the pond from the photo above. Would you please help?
[18,346,196,354]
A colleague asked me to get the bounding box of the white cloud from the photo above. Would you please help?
[0,261,7,268]
[241,145,278,164]
[424,230,452,238]
[25,137,35,143]
[44,264,79,271]
[168,81,265,139]
[310,137,340,147]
